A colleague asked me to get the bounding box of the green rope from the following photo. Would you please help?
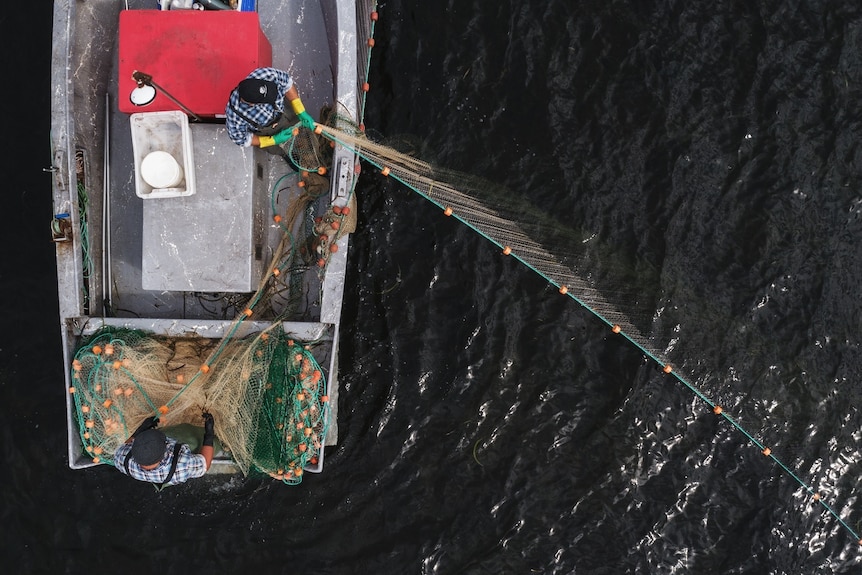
[77,181,92,310]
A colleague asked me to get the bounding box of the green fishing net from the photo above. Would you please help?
[69,325,329,484]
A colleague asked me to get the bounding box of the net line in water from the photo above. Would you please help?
[316,123,862,547]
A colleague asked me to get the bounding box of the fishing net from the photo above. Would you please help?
[70,325,329,483]
[313,123,862,545]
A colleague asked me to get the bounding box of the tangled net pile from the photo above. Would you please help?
[70,325,329,484]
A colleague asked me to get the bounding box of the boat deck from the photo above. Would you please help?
[52,0,365,471]
[105,0,334,321]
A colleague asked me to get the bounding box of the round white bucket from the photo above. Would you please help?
[141,151,184,189]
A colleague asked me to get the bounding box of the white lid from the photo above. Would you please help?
[141,151,183,189]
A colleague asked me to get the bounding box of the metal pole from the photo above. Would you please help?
[131,70,203,122]
[103,92,112,316]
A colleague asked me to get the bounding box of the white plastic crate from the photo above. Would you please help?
[130,111,196,199]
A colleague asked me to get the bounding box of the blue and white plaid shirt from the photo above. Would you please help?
[225,67,295,147]
[113,437,207,486]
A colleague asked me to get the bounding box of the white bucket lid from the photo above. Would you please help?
[141,150,184,189]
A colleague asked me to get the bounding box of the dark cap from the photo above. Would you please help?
[238,78,278,105]
[130,429,167,467]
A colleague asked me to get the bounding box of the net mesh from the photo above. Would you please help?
[70,325,329,483]
[313,123,862,545]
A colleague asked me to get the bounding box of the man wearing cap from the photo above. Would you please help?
[225,67,316,152]
[113,413,215,488]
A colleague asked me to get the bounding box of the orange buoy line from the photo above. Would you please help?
[310,122,862,545]
[601,318,861,544]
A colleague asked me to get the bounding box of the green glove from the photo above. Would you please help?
[298,111,315,130]
[290,97,316,130]
[259,128,295,148]
[272,128,295,145]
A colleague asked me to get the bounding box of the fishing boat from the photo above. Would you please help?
[49,0,376,482]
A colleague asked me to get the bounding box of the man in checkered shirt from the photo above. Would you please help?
[113,413,215,488]
[225,67,316,153]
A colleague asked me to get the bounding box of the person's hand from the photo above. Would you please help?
[202,411,215,447]
[259,128,296,148]
[132,415,159,437]
[202,412,214,436]
[289,97,316,131]
[298,111,315,131]
[272,128,295,145]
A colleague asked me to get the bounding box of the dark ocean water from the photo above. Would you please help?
[4,0,862,573]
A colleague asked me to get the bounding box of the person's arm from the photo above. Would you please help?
[125,415,159,443]
[285,84,315,130]
[255,84,313,148]
[284,84,300,103]
[200,445,213,470]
